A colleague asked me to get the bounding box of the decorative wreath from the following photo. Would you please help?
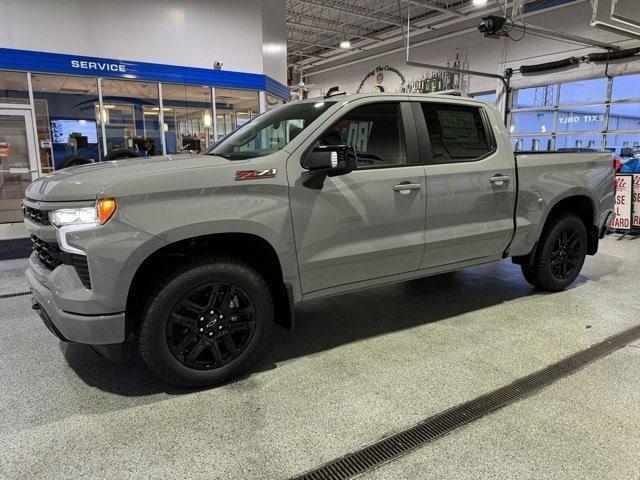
[356,65,406,93]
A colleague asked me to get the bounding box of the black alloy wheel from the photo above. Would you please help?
[167,282,256,370]
[549,227,584,280]
[521,212,587,292]
[137,256,274,388]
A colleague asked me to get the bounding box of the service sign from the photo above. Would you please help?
[612,175,632,230]
[633,174,640,228]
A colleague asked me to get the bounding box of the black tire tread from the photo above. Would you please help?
[137,254,273,388]
[525,213,587,292]
[520,262,538,286]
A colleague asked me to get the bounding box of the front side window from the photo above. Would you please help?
[317,103,407,168]
[421,103,491,162]
[207,101,335,159]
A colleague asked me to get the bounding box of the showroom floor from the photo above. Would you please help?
[1,235,639,480]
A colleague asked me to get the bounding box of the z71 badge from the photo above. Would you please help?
[234,169,277,181]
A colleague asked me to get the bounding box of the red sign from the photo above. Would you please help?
[0,141,10,158]
[633,174,640,228]
[612,175,632,230]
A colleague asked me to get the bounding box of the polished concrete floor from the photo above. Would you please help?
[0,235,639,480]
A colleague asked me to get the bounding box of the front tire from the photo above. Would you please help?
[521,213,587,292]
[138,256,273,388]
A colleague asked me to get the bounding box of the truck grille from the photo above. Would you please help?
[70,255,91,289]
[31,235,62,270]
[24,205,51,225]
[30,235,92,289]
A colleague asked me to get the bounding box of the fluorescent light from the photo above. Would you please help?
[339,40,351,49]
[472,0,488,5]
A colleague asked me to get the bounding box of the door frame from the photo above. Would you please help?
[0,105,40,239]
[0,106,40,180]
[287,97,428,296]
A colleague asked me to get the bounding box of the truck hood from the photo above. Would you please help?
[25,154,234,202]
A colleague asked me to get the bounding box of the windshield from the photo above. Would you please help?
[206,101,336,159]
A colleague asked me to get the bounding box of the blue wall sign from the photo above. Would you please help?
[70,60,127,73]
[0,47,290,100]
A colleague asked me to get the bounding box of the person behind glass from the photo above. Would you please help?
[134,137,157,157]
[144,138,156,156]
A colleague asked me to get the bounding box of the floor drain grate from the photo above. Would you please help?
[290,324,640,480]
[0,291,31,299]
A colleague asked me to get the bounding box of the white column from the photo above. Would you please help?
[211,87,218,143]
[259,90,267,114]
[26,72,43,176]
[158,83,167,156]
[97,78,108,159]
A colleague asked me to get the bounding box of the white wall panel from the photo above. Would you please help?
[261,0,288,84]
[0,0,286,79]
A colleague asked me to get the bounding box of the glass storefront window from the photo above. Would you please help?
[513,85,557,108]
[0,71,29,104]
[557,105,605,132]
[4,67,288,166]
[100,79,161,157]
[31,74,100,169]
[0,114,34,223]
[511,111,554,134]
[555,133,602,150]
[162,84,213,154]
[266,93,285,111]
[215,88,259,140]
[611,74,640,101]
[558,78,607,104]
[33,99,54,173]
[512,136,553,152]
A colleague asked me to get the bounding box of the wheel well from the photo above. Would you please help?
[513,195,598,267]
[546,195,598,255]
[126,233,293,333]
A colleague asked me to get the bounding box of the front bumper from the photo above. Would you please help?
[26,264,126,345]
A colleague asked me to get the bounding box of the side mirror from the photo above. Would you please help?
[620,147,634,158]
[305,145,357,177]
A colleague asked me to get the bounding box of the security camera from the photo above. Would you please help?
[213,60,223,70]
[478,15,508,38]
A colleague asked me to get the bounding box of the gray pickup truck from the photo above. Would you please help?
[23,93,614,387]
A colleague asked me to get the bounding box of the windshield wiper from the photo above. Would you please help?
[209,153,239,160]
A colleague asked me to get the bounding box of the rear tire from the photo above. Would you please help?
[522,213,587,292]
[137,255,273,388]
[520,262,538,286]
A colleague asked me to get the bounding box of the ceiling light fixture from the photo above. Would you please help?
[472,0,488,5]
[339,39,351,49]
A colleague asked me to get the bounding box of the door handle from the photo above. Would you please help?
[393,182,422,195]
[489,174,511,186]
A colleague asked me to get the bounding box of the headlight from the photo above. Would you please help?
[49,198,117,227]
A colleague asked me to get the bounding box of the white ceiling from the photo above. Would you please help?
[285,0,565,75]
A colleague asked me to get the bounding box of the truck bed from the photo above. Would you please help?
[509,151,615,257]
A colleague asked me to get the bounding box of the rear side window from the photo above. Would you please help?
[420,103,492,162]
